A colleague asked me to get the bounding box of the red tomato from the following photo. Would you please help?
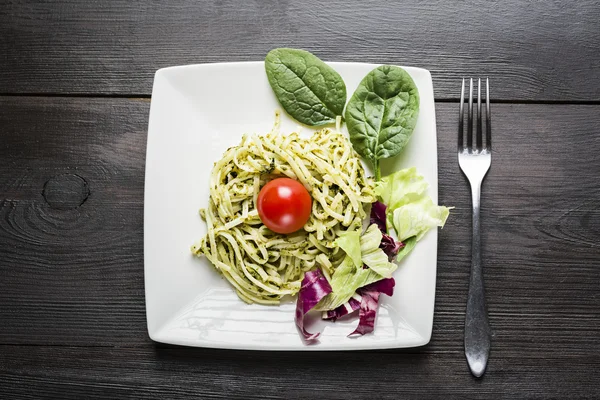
[257,178,312,234]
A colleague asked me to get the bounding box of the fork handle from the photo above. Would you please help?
[464,182,491,377]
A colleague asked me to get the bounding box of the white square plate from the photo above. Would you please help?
[144,61,438,350]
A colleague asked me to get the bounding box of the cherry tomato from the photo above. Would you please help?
[257,178,312,234]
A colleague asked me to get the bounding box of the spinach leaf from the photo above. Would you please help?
[265,48,346,126]
[345,65,420,180]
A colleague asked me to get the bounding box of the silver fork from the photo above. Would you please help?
[459,78,492,378]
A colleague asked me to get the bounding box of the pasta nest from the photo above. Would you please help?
[192,121,374,304]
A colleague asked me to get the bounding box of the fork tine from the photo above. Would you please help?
[476,78,482,150]
[467,78,473,150]
[459,78,465,150]
[486,78,491,151]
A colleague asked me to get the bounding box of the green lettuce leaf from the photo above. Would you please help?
[315,256,383,311]
[396,236,417,262]
[317,225,396,310]
[375,167,451,242]
[374,167,429,210]
[334,230,362,268]
[392,197,450,242]
[360,224,395,278]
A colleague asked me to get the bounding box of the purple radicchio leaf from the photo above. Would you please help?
[370,201,388,233]
[322,296,361,321]
[349,278,396,337]
[363,277,396,297]
[371,201,404,261]
[380,233,405,261]
[295,269,332,340]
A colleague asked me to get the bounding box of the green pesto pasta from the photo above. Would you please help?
[192,116,374,305]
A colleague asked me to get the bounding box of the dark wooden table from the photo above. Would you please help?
[1,1,600,398]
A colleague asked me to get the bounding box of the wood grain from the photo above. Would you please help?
[0,97,149,346]
[1,97,600,397]
[0,345,599,400]
[1,0,599,101]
